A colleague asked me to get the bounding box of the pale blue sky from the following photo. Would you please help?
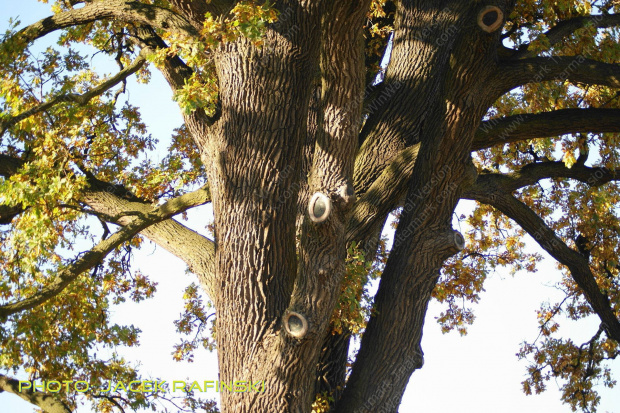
[0,2,618,412]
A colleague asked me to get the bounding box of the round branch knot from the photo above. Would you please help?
[283,311,309,339]
[308,192,332,223]
[477,6,504,33]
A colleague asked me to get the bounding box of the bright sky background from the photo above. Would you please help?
[1,2,619,412]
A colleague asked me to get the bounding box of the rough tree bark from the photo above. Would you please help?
[3,0,620,412]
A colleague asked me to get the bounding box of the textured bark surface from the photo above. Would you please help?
[197,2,374,410]
[336,2,511,410]
[4,0,620,412]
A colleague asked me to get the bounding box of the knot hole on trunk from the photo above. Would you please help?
[477,6,504,33]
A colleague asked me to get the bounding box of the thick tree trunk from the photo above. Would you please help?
[334,1,515,411]
[192,1,370,411]
[154,1,514,412]
[7,1,620,413]
[205,9,321,409]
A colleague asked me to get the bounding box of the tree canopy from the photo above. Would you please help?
[1,1,620,412]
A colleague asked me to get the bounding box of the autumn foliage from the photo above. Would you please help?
[0,1,620,412]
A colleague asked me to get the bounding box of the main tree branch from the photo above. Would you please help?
[13,0,199,46]
[472,108,620,150]
[514,14,620,59]
[0,373,72,413]
[133,25,216,145]
[0,154,25,177]
[0,185,209,317]
[81,179,216,298]
[464,186,620,342]
[0,204,23,225]
[466,161,620,194]
[347,144,420,244]
[498,56,620,93]
[0,153,216,303]
[133,26,195,94]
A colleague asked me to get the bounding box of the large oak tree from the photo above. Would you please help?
[1,0,620,412]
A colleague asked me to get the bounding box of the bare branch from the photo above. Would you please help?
[0,185,211,317]
[473,108,620,150]
[0,373,72,413]
[0,52,147,137]
[514,14,620,59]
[498,56,620,93]
[463,186,620,342]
